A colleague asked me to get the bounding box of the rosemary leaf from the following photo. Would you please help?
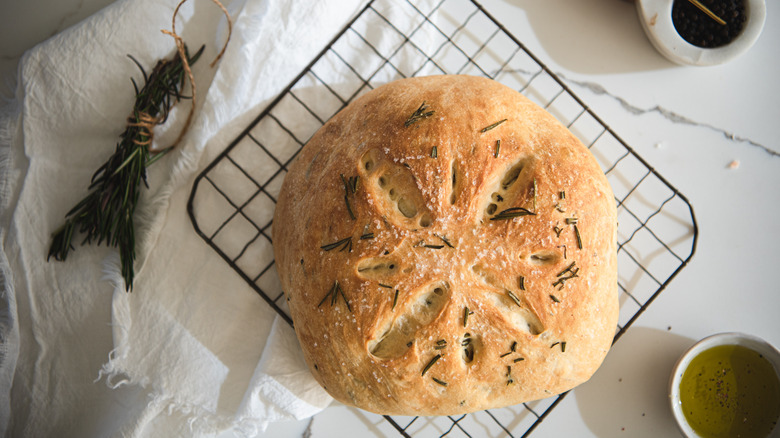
[552,268,580,290]
[558,244,568,260]
[490,207,536,221]
[349,176,359,194]
[341,174,357,220]
[480,118,507,133]
[432,377,448,386]
[338,283,352,312]
[436,234,455,248]
[46,44,205,292]
[463,306,472,327]
[344,195,356,220]
[550,294,560,303]
[331,281,338,306]
[318,282,337,307]
[431,146,438,158]
[321,236,351,251]
[359,232,374,240]
[494,139,501,158]
[557,261,577,278]
[405,101,435,127]
[574,224,583,249]
[340,174,350,194]
[506,290,522,308]
[552,266,579,290]
[422,354,441,376]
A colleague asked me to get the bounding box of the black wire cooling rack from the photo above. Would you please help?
[187,0,699,436]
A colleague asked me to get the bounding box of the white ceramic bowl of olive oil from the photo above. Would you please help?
[636,0,766,66]
[669,332,780,437]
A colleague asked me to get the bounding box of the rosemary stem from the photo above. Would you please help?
[46,44,205,292]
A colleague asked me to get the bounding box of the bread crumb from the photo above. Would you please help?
[727,160,740,169]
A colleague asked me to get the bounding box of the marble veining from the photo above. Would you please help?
[302,416,314,438]
[559,73,779,158]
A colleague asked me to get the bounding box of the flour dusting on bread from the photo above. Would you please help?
[273,75,618,415]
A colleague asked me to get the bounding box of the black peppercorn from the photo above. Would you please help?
[672,0,747,48]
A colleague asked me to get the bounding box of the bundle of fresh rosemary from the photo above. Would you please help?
[47,44,205,291]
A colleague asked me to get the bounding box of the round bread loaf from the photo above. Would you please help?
[273,75,618,416]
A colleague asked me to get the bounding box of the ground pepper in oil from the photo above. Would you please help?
[679,344,780,438]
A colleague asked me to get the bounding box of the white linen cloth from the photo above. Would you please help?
[0,0,366,436]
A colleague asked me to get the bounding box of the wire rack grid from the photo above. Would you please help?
[186,0,699,436]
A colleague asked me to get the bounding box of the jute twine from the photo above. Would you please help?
[140,0,233,153]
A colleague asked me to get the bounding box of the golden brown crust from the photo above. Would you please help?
[272,75,618,416]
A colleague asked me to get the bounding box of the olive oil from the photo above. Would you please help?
[679,344,780,438]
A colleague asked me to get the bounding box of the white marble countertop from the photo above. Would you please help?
[3,0,778,437]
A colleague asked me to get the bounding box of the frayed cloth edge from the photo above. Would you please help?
[95,352,271,437]
[0,71,23,438]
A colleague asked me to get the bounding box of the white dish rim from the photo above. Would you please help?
[636,0,766,66]
[668,332,780,437]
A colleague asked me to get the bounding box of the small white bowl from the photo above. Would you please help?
[669,332,780,437]
[636,0,766,66]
